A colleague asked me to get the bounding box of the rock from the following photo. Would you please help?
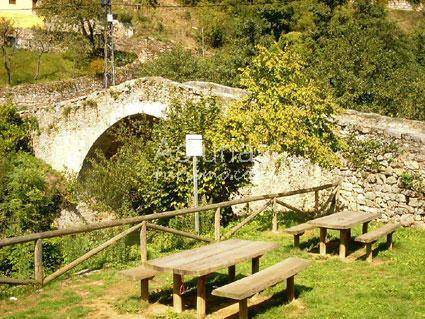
[367,174,377,183]
[405,161,419,170]
[392,185,400,193]
[400,214,415,227]
[382,184,392,193]
[384,167,394,176]
[415,221,425,229]
[396,194,406,203]
[409,198,421,207]
[387,176,398,185]
[396,207,409,215]
[365,192,376,200]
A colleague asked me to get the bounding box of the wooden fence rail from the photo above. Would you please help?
[0,180,340,287]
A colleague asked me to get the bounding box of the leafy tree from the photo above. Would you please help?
[79,98,253,219]
[0,102,65,237]
[0,102,68,281]
[36,0,104,54]
[212,43,341,168]
[0,18,18,85]
[29,26,58,80]
[311,1,425,120]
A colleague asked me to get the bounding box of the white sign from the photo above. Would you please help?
[186,134,203,157]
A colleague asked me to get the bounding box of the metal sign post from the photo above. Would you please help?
[186,135,203,234]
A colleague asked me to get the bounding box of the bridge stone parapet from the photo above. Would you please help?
[31,77,243,175]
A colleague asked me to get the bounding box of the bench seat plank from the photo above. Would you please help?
[355,223,400,244]
[211,257,310,300]
[120,266,159,280]
[284,223,316,235]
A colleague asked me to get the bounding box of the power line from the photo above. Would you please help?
[0,2,269,12]
[102,0,116,88]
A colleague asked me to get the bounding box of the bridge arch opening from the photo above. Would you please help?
[78,113,159,179]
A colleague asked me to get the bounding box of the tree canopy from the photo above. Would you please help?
[212,43,341,168]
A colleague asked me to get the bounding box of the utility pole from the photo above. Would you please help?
[192,26,205,57]
[101,0,115,88]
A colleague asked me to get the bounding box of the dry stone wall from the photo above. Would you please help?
[241,109,425,228]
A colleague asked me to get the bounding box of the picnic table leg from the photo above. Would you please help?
[228,265,236,282]
[239,298,248,319]
[286,275,295,302]
[339,229,350,259]
[387,232,393,250]
[294,234,301,247]
[365,243,373,262]
[362,222,369,234]
[319,227,327,256]
[252,256,260,274]
[173,273,183,313]
[140,279,149,302]
[197,275,207,319]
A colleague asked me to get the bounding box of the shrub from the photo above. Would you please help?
[78,97,253,222]
[89,58,104,77]
[0,102,68,282]
[117,12,133,25]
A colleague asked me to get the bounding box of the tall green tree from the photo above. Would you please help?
[212,43,341,168]
[312,1,425,120]
[37,0,104,54]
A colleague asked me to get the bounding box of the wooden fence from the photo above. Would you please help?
[0,181,340,286]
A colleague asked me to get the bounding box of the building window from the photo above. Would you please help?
[9,0,17,5]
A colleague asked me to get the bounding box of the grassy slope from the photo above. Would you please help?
[0,214,424,319]
[388,9,424,33]
[0,48,85,87]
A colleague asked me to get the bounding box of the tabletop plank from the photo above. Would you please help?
[147,239,279,276]
[308,211,380,229]
[180,241,279,276]
[147,239,247,271]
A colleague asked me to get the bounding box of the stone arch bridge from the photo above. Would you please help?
[26,76,425,227]
[30,77,246,176]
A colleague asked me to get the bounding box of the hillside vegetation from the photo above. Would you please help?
[134,0,425,121]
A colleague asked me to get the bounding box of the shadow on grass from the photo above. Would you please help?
[213,284,313,319]
[354,241,393,262]
[149,272,240,309]
[148,272,313,318]
[249,284,313,318]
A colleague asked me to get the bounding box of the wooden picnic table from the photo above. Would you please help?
[147,239,279,319]
[308,211,380,258]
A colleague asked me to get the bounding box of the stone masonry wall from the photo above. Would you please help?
[241,109,425,228]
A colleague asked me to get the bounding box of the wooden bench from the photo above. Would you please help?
[211,257,311,319]
[355,223,400,262]
[120,266,159,302]
[284,223,316,247]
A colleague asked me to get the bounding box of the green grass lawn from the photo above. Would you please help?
[0,48,88,87]
[0,215,424,319]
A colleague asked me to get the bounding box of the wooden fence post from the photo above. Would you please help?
[34,239,43,285]
[140,221,147,263]
[314,190,319,213]
[214,208,221,242]
[272,197,278,233]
